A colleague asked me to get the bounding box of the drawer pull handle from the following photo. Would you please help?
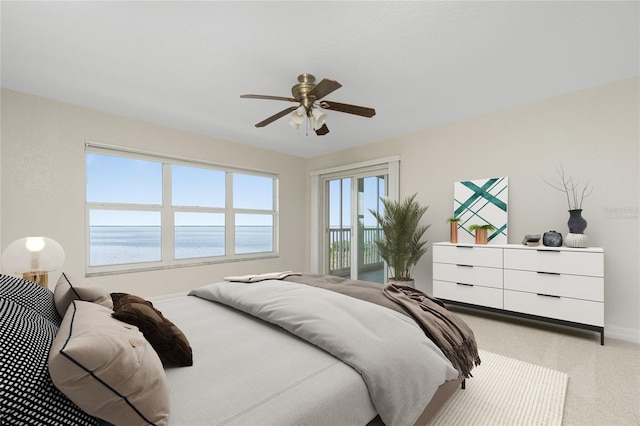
[456,245,473,249]
[456,283,474,287]
[537,293,560,298]
[456,264,474,268]
[536,249,559,253]
[536,271,561,275]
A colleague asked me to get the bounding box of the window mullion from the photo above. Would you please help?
[162,163,174,263]
[272,177,279,254]
[86,203,162,211]
[226,172,234,256]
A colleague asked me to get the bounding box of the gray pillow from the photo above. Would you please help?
[53,272,113,316]
[48,300,170,426]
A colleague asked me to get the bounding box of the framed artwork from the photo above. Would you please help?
[453,177,508,244]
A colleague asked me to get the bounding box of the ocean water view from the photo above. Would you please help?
[90,226,273,266]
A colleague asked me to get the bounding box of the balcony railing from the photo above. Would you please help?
[329,227,383,273]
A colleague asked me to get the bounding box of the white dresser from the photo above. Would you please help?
[432,242,605,344]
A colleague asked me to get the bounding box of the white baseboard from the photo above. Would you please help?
[605,325,640,343]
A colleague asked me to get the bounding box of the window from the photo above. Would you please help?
[86,144,278,274]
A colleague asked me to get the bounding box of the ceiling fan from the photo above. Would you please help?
[240,73,376,136]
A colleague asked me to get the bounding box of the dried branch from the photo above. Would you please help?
[578,182,594,209]
[543,163,593,210]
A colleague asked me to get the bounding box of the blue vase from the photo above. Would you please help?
[567,209,587,234]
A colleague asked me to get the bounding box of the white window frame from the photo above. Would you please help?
[85,141,279,276]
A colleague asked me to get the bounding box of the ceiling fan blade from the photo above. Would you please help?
[241,94,297,102]
[307,79,342,100]
[254,106,297,127]
[315,123,330,136]
[320,100,376,118]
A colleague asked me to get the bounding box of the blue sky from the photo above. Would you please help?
[87,153,273,226]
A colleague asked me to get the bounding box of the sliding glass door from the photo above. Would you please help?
[326,173,387,283]
[328,178,351,276]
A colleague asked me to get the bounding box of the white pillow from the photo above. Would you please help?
[54,272,113,316]
[48,300,170,426]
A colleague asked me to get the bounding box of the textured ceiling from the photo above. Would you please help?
[1,1,638,158]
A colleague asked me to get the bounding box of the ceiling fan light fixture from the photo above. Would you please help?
[288,118,300,130]
[311,108,327,131]
[240,73,375,135]
[288,109,305,129]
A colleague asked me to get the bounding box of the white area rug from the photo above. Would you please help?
[428,350,568,426]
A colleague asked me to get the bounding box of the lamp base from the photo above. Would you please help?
[22,271,49,288]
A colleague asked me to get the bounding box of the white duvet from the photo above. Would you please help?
[190,279,458,426]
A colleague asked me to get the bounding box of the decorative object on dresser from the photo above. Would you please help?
[1,236,65,287]
[447,217,460,244]
[522,234,541,247]
[542,230,563,247]
[432,242,605,344]
[468,224,496,245]
[522,234,540,247]
[565,209,589,247]
[369,193,430,286]
[453,177,508,244]
[543,163,593,248]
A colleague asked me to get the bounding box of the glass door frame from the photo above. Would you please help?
[309,156,400,276]
[354,174,387,282]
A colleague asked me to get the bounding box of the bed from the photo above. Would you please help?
[0,272,479,426]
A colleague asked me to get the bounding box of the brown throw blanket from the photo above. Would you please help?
[284,274,480,379]
[383,283,481,380]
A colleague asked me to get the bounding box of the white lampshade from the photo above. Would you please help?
[288,106,306,130]
[288,109,305,129]
[2,237,65,274]
[312,108,327,130]
[288,119,300,130]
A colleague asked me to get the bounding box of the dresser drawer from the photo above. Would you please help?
[434,280,503,309]
[433,263,503,289]
[504,289,603,326]
[504,269,603,302]
[433,244,503,268]
[503,247,603,277]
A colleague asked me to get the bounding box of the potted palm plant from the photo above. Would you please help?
[369,193,430,286]
[447,216,460,244]
[468,223,496,245]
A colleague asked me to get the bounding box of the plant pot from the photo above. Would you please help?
[450,222,458,244]
[475,228,488,245]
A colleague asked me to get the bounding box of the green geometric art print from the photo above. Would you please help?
[454,177,508,244]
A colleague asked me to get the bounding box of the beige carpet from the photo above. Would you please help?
[428,350,568,426]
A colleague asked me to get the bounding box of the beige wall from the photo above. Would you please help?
[307,78,640,341]
[0,89,308,298]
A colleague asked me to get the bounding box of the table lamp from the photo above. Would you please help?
[2,237,65,288]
